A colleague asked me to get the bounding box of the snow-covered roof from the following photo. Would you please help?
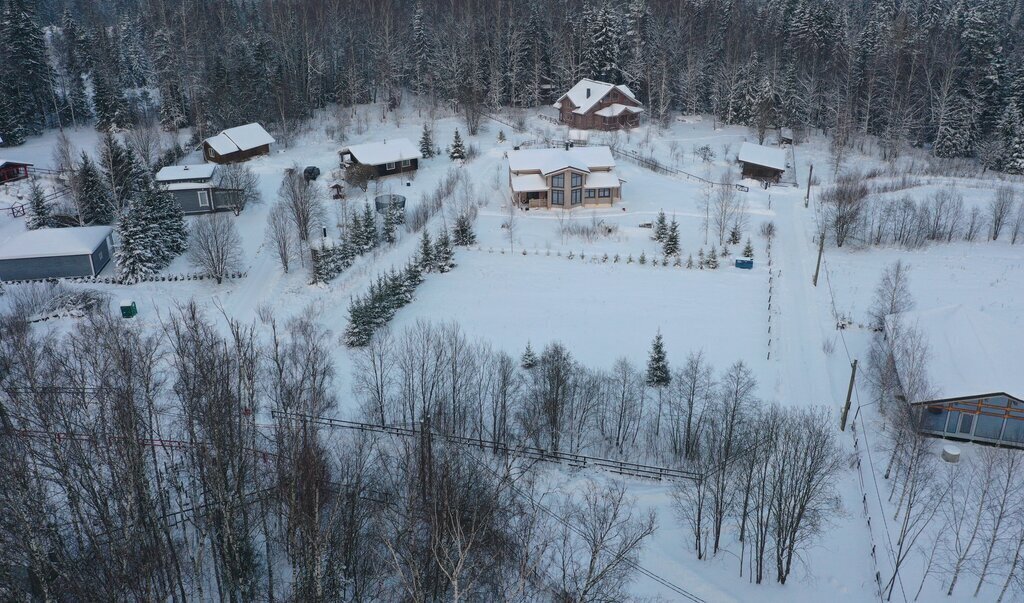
[582,170,622,189]
[510,174,548,193]
[0,158,33,168]
[886,306,1024,403]
[554,79,641,115]
[507,146,615,176]
[0,226,112,260]
[594,104,644,118]
[155,164,217,182]
[342,138,422,166]
[204,123,275,155]
[780,127,794,140]
[737,142,787,171]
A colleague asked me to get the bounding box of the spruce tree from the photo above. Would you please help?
[521,342,538,370]
[1000,103,1024,175]
[76,154,115,225]
[434,227,454,272]
[449,129,466,161]
[697,248,705,269]
[26,178,52,230]
[360,202,377,251]
[116,201,156,283]
[92,71,128,132]
[418,229,434,271]
[743,238,755,259]
[645,332,671,388]
[453,212,476,246]
[0,0,55,136]
[144,183,188,264]
[706,245,719,269]
[663,217,680,256]
[419,123,435,158]
[728,225,741,245]
[653,210,667,242]
[99,133,146,211]
[349,207,365,250]
[382,202,400,244]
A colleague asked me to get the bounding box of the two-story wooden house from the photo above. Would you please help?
[553,79,643,131]
[507,146,623,209]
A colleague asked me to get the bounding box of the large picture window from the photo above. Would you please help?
[552,174,565,188]
[571,189,582,205]
[551,190,564,205]
[571,173,582,187]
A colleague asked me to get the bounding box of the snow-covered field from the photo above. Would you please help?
[4,103,1024,602]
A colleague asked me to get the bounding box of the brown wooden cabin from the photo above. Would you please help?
[202,123,275,164]
[737,142,787,183]
[554,79,643,131]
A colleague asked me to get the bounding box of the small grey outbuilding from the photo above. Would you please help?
[0,226,114,281]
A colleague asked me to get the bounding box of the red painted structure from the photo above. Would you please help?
[0,159,33,183]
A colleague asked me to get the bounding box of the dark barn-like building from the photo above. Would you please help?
[0,226,114,281]
[155,164,242,214]
[340,138,422,178]
[737,142,787,183]
[202,123,275,164]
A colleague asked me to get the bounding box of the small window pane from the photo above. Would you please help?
[959,414,973,434]
[945,411,960,433]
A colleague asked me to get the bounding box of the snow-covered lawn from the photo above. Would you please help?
[389,249,769,377]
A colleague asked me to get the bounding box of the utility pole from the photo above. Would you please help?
[805,164,814,208]
[840,359,858,431]
[812,232,824,287]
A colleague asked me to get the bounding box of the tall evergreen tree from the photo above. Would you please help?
[521,342,538,370]
[645,332,671,388]
[99,133,145,211]
[453,212,476,246]
[116,201,156,283]
[449,129,466,161]
[26,178,52,230]
[653,210,667,242]
[433,227,454,272]
[419,123,435,158]
[663,217,680,256]
[76,154,115,225]
[0,0,54,136]
[418,229,434,271]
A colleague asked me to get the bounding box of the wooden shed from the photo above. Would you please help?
[202,123,275,164]
[0,226,114,281]
[737,142,787,183]
[0,159,33,183]
[155,164,242,214]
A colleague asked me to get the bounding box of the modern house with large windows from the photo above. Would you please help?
[507,146,623,209]
[886,306,1024,449]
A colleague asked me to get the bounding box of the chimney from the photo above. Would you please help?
[586,87,591,98]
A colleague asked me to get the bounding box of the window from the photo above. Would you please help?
[198,191,210,207]
[599,188,610,198]
[386,162,396,171]
[958,414,974,435]
[919,407,946,432]
[401,159,412,167]
[974,414,1004,440]
[552,174,565,188]
[551,190,564,205]
[571,173,582,188]
[945,410,960,433]
[571,189,582,205]
[585,189,596,198]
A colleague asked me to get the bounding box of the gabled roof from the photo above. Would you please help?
[204,123,275,155]
[507,146,615,176]
[553,79,641,115]
[155,164,217,182]
[885,305,1024,403]
[594,103,644,117]
[0,226,112,260]
[737,142,787,172]
[342,138,422,166]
